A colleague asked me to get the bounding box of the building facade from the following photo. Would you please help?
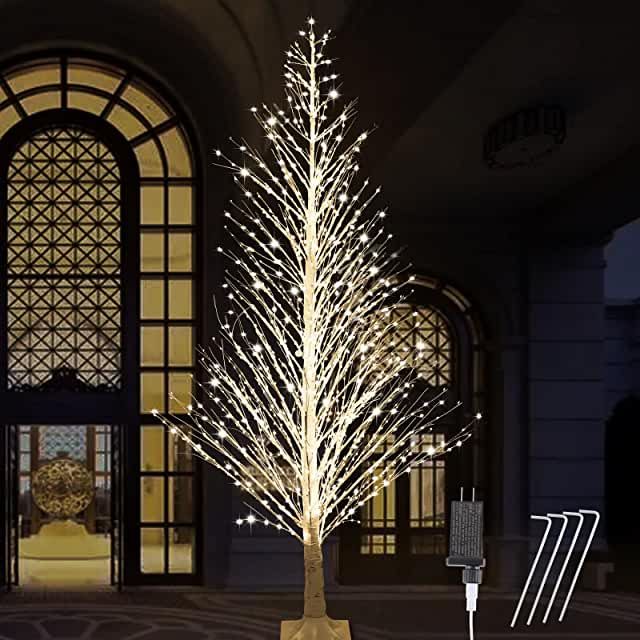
[0,0,637,591]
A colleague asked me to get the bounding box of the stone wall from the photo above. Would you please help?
[527,246,606,535]
[605,300,640,415]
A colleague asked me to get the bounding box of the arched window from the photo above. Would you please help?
[7,124,124,390]
[382,303,454,386]
[0,55,199,587]
[340,276,487,584]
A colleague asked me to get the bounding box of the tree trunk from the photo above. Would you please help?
[281,529,351,639]
[303,528,327,618]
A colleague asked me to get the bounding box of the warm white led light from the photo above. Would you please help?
[160,19,478,622]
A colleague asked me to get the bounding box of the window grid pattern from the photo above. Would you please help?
[7,126,121,389]
[38,424,87,461]
[409,433,446,529]
[361,437,396,555]
[361,303,454,557]
[140,424,195,574]
[360,533,396,555]
[0,56,198,578]
[93,425,111,534]
[383,304,453,387]
[18,425,31,502]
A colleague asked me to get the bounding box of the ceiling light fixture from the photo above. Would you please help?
[484,105,566,169]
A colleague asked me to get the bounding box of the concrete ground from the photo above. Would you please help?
[0,589,639,639]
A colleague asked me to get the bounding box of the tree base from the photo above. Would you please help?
[280,616,351,640]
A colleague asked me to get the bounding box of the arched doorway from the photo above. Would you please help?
[605,395,640,591]
[0,55,200,587]
[339,276,488,584]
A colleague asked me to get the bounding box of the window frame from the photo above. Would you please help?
[0,52,202,587]
[339,278,488,584]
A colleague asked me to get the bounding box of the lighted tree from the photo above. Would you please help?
[157,19,480,640]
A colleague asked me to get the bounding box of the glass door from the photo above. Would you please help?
[0,60,200,588]
[110,424,122,589]
[12,424,115,587]
[7,424,19,588]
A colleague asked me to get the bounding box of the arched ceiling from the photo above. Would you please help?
[0,0,636,244]
[152,0,353,136]
[372,0,640,241]
[164,0,640,243]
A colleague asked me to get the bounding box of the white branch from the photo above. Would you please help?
[161,22,481,543]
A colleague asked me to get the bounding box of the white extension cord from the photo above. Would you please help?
[466,583,478,640]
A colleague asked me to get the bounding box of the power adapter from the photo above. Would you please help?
[446,488,486,640]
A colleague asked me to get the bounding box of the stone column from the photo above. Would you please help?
[527,245,606,541]
[492,336,530,589]
[633,302,640,396]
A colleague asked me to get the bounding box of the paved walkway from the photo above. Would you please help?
[0,590,638,639]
